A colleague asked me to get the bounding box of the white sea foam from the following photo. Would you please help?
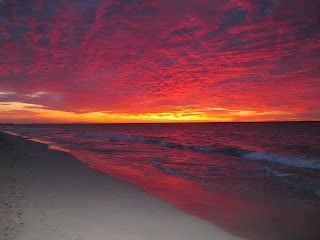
[243,152,320,170]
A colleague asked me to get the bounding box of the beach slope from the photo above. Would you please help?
[0,132,243,240]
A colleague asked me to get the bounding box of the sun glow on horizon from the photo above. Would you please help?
[0,102,304,124]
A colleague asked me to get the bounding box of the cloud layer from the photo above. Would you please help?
[0,0,319,122]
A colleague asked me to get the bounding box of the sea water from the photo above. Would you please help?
[2,122,320,239]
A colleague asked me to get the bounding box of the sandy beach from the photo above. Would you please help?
[0,132,243,240]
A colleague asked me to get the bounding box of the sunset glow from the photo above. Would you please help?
[0,0,319,123]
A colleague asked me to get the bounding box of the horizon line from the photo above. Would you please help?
[1,120,319,125]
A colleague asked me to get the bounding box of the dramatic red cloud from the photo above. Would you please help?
[0,0,319,123]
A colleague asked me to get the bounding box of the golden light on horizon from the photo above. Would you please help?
[0,101,296,123]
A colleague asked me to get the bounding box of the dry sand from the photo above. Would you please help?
[0,132,243,240]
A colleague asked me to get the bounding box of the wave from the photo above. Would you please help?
[88,147,139,153]
[79,132,161,144]
[263,167,293,177]
[1,130,21,136]
[78,132,320,170]
[152,159,207,185]
[263,167,320,198]
[242,152,320,170]
[242,167,320,199]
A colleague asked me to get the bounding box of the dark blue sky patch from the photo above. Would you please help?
[7,25,29,41]
[37,37,51,46]
[107,4,124,15]
[140,6,160,16]
[259,0,276,17]
[43,1,54,16]
[223,7,247,26]
[119,0,138,5]
[15,0,34,17]
[293,21,320,39]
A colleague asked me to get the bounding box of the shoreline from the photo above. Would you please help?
[0,131,243,240]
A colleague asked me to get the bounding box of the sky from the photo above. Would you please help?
[0,0,319,123]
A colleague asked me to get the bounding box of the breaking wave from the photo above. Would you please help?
[78,132,320,170]
[242,152,320,170]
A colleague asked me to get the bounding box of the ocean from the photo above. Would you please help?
[1,122,320,239]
